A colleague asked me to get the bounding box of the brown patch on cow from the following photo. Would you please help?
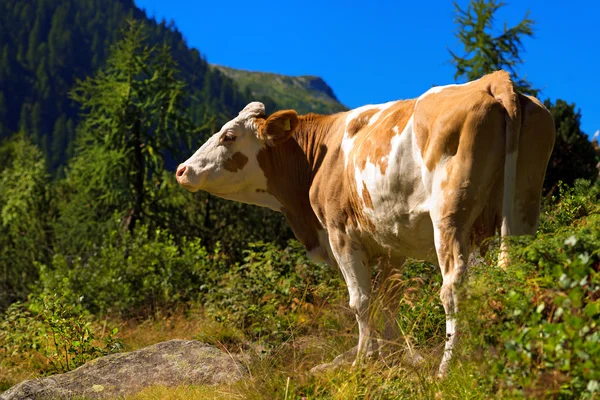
[351,100,416,175]
[361,182,374,209]
[223,152,248,172]
[347,109,379,137]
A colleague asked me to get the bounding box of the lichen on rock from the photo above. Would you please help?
[0,340,246,400]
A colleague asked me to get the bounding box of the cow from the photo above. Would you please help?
[176,70,555,376]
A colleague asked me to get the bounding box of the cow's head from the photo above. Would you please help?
[176,102,298,207]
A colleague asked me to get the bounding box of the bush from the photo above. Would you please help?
[204,241,339,341]
[203,241,340,344]
[0,133,54,311]
[0,291,121,374]
[463,196,600,398]
[539,179,600,233]
[38,224,340,347]
[39,224,222,316]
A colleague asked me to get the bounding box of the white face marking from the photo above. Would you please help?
[176,102,282,210]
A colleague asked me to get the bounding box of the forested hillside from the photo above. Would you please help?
[0,0,249,171]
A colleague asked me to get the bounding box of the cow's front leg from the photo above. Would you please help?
[329,231,373,365]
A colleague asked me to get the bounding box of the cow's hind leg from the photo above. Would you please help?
[432,218,470,377]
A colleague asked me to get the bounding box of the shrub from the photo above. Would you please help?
[203,241,340,344]
[539,179,600,233]
[463,213,600,398]
[0,290,121,374]
[39,224,222,316]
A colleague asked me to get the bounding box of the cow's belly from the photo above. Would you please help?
[362,180,436,263]
[352,117,437,263]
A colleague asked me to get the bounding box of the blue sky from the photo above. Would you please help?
[135,0,599,138]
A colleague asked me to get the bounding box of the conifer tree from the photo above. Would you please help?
[449,0,537,95]
[543,99,598,193]
[0,133,51,309]
[69,20,205,233]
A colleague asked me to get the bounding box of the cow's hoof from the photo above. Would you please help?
[437,364,449,379]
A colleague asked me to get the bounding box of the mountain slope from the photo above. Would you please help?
[214,66,347,115]
[0,0,249,170]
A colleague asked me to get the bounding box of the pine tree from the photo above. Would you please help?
[543,99,598,193]
[449,0,537,95]
[0,132,52,309]
[68,20,205,233]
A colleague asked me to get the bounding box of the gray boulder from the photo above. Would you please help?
[1,339,246,400]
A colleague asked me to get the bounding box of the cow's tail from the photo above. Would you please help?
[491,71,521,269]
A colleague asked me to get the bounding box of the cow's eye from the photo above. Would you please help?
[220,132,236,143]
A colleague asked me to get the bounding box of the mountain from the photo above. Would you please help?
[0,0,249,170]
[214,66,348,115]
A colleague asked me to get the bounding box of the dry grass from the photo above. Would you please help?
[120,384,239,400]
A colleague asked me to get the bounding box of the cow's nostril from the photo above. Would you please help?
[176,165,187,178]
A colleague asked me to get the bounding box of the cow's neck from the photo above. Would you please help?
[256,113,339,251]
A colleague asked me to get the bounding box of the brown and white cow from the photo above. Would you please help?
[176,70,555,376]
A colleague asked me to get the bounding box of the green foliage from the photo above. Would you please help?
[461,181,600,398]
[539,179,600,233]
[39,224,214,316]
[39,232,339,345]
[0,0,250,169]
[0,133,53,310]
[449,0,537,95]
[68,20,205,233]
[394,261,444,346]
[203,241,339,343]
[543,99,599,194]
[0,291,121,374]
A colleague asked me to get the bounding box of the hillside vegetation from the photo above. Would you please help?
[1,180,599,398]
[214,65,348,115]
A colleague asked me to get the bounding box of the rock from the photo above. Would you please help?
[1,339,246,400]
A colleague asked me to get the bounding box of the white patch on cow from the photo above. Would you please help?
[349,115,436,261]
[367,100,397,126]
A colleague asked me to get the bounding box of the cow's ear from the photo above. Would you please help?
[257,110,299,146]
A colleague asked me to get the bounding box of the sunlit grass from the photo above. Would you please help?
[121,384,239,400]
